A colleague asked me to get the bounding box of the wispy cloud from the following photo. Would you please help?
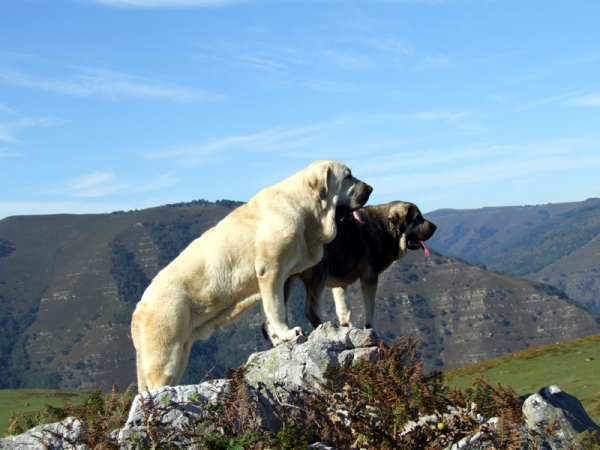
[236,54,286,72]
[0,104,19,116]
[355,138,600,197]
[570,93,600,106]
[0,68,224,103]
[486,94,508,103]
[0,117,66,143]
[0,148,25,157]
[75,0,251,7]
[302,78,359,93]
[50,171,179,197]
[413,110,469,121]
[519,91,583,109]
[424,53,450,66]
[322,50,374,71]
[146,120,347,164]
[367,38,413,56]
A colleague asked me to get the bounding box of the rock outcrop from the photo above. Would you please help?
[1,323,599,449]
[523,385,600,441]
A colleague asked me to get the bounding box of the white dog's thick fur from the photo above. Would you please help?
[131,160,372,392]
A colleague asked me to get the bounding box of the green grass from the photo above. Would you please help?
[445,333,600,424]
[0,389,90,437]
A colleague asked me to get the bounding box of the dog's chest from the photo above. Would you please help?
[292,239,324,275]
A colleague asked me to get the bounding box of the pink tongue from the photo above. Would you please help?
[420,240,430,257]
[352,210,366,225]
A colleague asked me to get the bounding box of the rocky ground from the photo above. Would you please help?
[2,323,599,449]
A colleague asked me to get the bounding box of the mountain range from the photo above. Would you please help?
[0,198,599,392]
[425,197,600,315]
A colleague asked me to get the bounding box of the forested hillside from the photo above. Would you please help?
[1,199,600,392]
[426,198,600,315]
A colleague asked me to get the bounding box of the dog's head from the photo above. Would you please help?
[387,201,437,259]
[306,160,373,224]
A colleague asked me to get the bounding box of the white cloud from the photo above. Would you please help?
[0,148,25,157]
[520,91,583,109]
[146,120,347,164]
[75,0,251,6]
[355,138,600,197]
[0,69,224,103]
[367,38,413,56]
[236,54,285,72]
[0,104,19,116]
[0,117,66,143]
[413,110,469,121]
[322,50,373,71]
[303,78,359,93]
[424,53,450,66]
[50,171,179,197]
[570,94,600,106]
[486,94,507,103]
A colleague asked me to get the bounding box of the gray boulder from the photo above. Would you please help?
[244,321,379,392]
[523,385,600,440]
[118,321,380,443]
[0,417,88,450]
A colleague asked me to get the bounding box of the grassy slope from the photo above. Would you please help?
[0,389,90,436]
[444,333,600,424]
[4,334,599,437]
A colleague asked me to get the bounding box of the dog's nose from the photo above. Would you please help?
[363,183,373,196]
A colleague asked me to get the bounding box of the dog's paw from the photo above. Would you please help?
[364,325,382,339]
[268,326,306,346]
[281,327,305,343]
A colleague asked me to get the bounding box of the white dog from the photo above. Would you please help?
[131,160,372,392]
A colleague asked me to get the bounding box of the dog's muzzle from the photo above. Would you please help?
[406,221,437,257]
[350,182,373,210]
[338,181,372,225]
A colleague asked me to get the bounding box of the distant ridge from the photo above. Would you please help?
[426,197,600,315]
[1,198,599,392]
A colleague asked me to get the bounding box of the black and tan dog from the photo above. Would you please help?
[283,201,436,336]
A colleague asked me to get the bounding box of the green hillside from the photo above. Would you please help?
[0,200,307,392]
[445,333,600,424]
[2,199,600,393]
[426,198,600,315]
[0,389,90,436]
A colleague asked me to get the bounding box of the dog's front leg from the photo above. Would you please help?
[332,286,353,328]
[257,268,305,345]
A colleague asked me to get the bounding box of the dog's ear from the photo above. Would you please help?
[388,205,408,227]
[388,210,403,226]
[307,162,331,201]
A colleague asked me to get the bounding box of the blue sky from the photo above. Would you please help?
[1,0,599,220]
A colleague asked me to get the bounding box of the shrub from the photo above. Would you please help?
[5,339,526,449]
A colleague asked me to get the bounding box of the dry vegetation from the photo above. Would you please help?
[10,338,599,449]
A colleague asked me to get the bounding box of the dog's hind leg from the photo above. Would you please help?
[360,276,380,336]
[301,261,327,328]
[131,312,148,393]
[282,274,298,327]
[170,340,192,387]
[331,286,353,328]
[132,296,194,391]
